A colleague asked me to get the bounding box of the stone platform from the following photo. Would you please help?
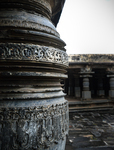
[66,96,114,112]
[65,110,114,150]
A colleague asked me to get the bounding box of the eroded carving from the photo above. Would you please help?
[107,67,114,73]
[0,43,68,66]
[69,54,114,63]
[80,65,92,73]
[0,101,69,149]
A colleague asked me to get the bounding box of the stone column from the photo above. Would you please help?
[109,77,114,98]
[80,65,94,100]
[74,77,81,98]
[97,78,105,97]
[107,75,114,98]
[107,67,114,99]
[82,76,91,99]
[0,1,69,150]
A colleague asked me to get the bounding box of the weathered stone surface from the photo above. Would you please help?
[0,0,69,149]
[66,110,114,150]
[69,54,114,63]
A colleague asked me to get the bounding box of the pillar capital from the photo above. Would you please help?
[80,65,94,74]
[107,67,114,75]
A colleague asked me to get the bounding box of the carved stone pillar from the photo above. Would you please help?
[109,77,114,98]
[0,1,69,150]
[80,65,94,100]
[107,67,114,99]
[107,75,114,99]
[81,76,91,99]
[97,78,105,97]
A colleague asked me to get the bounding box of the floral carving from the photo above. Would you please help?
[0,43,68,66]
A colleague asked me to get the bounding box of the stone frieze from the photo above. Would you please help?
[69,54,114,63]
[0,43,68,66]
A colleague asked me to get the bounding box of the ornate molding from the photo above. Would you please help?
[107,67,114,73]
[0,0,51,16]
[80,65,92,73]
[0,43,68,66]
[0,101,69,149]
[69,54,114,63]
[0,19,59,37]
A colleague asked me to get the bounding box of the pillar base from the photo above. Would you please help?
[82,91,91,99]
[109,90,114,98]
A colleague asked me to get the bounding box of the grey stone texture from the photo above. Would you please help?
[66,110,114,150]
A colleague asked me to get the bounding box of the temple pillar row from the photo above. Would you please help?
[66,66,114,100]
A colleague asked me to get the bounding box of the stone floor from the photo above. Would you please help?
[65,109,114,150]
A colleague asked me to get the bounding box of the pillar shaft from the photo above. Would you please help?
[82,77,91,100]
[0,1,69,149]
[83,78,90,91]
[109,77,114,98]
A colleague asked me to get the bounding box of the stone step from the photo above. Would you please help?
[69,147,114,150]
[69,99,113,105]
[69,105,114,112]
[67,97,114,112]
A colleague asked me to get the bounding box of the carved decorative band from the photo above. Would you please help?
[69,54,114,63]
[0,43,68,66]
[0,101,69,149]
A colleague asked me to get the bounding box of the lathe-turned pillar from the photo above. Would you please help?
[80,65,94,100]
[0,1,69,150]
[107,67,114,99]
[107,75,114,99]
[81,76,92,100]
[109,77,114,98]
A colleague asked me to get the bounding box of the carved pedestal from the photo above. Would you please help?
[0,1,69,150]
